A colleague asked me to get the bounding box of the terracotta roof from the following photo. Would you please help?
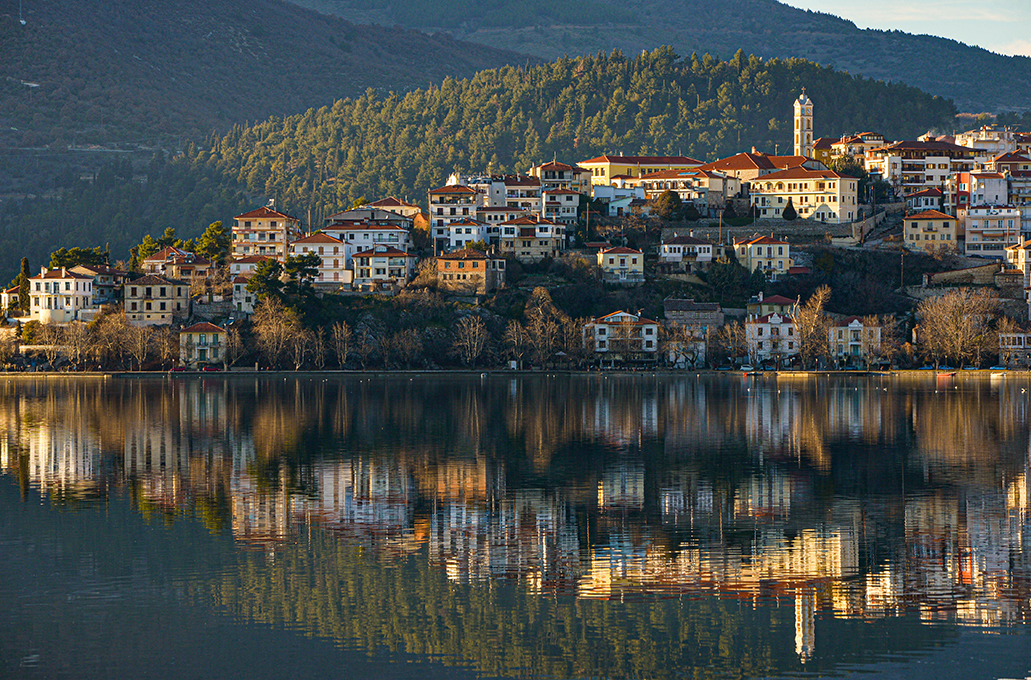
[232,274,253,283]
[235,206,300,221]
[143,246,191,262]
[327,223,408,231]
[812,137,834,150]
[180,322,225,334]
[290,233,343,244]
[232,255,274,264]
[991,152,1031,163]
[696,152,788,173]
[429,185,478,194]
[755,295,796,306]
[2,285,19,294]
[543,188,581,194]
[438,248,489,260]
[447,218,486,226]
[352,247,414,258]
[500,176,541,187]
[906,210,956,220]
[581,155,702,165]
[787,266,811,275]
[535,161,587,172]
[870,140,973,154]
[30,268,93,280]
[599,246,643,255]
[904,188,943,198]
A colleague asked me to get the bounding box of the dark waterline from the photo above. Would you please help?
[1,374,1029,679]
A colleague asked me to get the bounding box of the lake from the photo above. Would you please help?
[1,373,1029,679]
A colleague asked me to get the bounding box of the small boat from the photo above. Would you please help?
[936,371,956,378]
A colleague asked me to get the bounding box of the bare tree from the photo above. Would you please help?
[663,322,698,368]
[288,328,312,370]
[353,329,376,369]
[711,321,747,367]
[916,288,999,367]
[311,328,327,370]
[125,324,152,370]
[997,316,1021,367]
[254,297,293,368]
[452,316,489,366]
[560,316,591,369]
[0,329,17,366]
[393,328,423,369]
[223,327,244,368]
[379,332,397,368]
[36,322,63,368]
[794,286,830,369]
[331,321,352,368]
[64,321,91,370]
[505,320,528,369]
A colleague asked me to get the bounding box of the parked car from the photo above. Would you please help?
[201,365,222,372]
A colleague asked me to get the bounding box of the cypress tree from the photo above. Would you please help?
[18,257,29,312]
[782,199,797,221]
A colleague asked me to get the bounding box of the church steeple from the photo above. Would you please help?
[793,89,813,158]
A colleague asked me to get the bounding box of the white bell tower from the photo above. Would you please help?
[793,89,813,158]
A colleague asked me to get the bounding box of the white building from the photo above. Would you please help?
[230,255,275,276]
[232,275,256,315]
[446,218,490,251]
[28,267,97,324]
[658,235,714,273]
[745,312,797,365]
[542,189,581,227]
[749,167,858,223]
[582,311,660,366]
[962,205,1024,258]
[828,317,882,365]
[428,184,483,250]
[320,223,413,267]
[287,233,352,288]
[351,246,417,290]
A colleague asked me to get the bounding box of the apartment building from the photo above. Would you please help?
[749,167,858,223]
[232,206,304,261]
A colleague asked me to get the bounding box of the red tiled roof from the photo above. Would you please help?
[30,268,94,280]
[232,255,274,264]
[143,246,190,262]
[751,312,795,324]
[906,210,956,220]
[235,206,300,221]
[127,274,187,286]
[181,322,225,334]
[599,246,643,255]
[291,233,343,244]
[596,311,659,325]
[581,155,702,165]
[904,188,943,198]
[438,248,489,260]
[429,185,478,194]
[756,294,796,305]
[352,247,414,258]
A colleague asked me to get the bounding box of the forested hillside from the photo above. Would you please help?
[295,0,1031,112]
[0,49,957,281]
[0,0,529,149]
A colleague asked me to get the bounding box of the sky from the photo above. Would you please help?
[780,0,1031,57]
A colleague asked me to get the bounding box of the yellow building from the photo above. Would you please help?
[749,167,859,223]
[904,210,958,253]
[734,236,794,281]
[597,246,645,285]
[579,155,702,186]
[232,206,304,261]
[179,322,227,367]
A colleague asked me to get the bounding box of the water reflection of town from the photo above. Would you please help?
[1,375,1030,659]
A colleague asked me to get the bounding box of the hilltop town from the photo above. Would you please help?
[3,91,1031,372]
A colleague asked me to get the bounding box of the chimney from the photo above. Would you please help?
[751,146,757,154]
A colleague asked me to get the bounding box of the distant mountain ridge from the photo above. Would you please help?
[292,0,1031,113]
[0,0,532,148]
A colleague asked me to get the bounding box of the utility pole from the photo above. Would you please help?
[900,252,905,291]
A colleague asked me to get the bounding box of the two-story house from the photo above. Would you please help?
[828,317,881,365]
[597,247,645,284]
[658,235,714,273]
[179,322,227,367]
[287,233,352,288]
[903,210,959,252]
[745,312,797,365]
[351,246,416,290]
[498,216,564,262]
[734,236,794,280]
[69,264,129,304]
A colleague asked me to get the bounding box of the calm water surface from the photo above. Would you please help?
[1,373,1029,679]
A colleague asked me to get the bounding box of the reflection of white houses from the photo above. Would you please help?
[745,312,797,364]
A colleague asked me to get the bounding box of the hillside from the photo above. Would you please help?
[293,0,1031,113]
[0,0,531,149]
[0,49,957,282]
